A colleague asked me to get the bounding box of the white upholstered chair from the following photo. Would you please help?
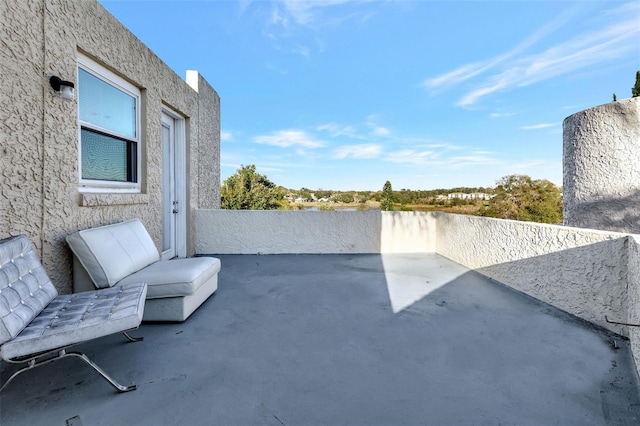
[0,235,147,392]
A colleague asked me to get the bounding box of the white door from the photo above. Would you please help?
[162,111,186,260]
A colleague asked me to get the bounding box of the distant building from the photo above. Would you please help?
[448,193,468,199]
[448,192,492,200]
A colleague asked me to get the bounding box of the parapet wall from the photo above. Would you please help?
[196,209,640,377]
[196,210,630,332]
[195,210,436,254]
[433,212,629,336]
[563,97,640,234]
[628,236,640,378]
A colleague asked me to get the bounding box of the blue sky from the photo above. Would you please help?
[100,0,640,191]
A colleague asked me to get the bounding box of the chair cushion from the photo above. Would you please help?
[0,283,147,360]
[118,257,221,299]
[66,219,160,289]
[0,235,58,346]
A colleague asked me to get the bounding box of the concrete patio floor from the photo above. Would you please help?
[1,253,639,425]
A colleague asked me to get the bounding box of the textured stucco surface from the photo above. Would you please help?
[563,98,640,234]
[195,210,436,254]
[187,71,220,212]
[380,211,436,253]
[434,212,629,336]
[629,236,640,378]
[0,0,220,292]
[186,71,220,255]
[0,1,45,251]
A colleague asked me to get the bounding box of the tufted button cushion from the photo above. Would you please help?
[0,283,147,360]
[0,235,58,346]
[66,219,160,289]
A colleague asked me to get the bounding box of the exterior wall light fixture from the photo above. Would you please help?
[49,75,75,101]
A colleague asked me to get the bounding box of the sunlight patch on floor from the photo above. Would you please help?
[382,253,468,313]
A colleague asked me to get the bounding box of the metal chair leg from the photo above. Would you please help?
[122,332,144,343]
[0,359,38,392]
[1,347,138,393]
[64,351,136,392]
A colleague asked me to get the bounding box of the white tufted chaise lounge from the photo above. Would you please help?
[66,219,220,322]
[0,234,147,393]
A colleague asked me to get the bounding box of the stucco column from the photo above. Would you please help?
[562,97,640,234]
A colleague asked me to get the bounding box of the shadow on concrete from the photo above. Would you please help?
[2,254,639,425]
[469,238,631,336]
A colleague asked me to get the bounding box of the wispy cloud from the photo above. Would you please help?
[257,165,286,174]
[334,143,382,159]
[317,117,392,139]
[438,153,501,169]
[422,8,575,93]
[423,1,640,107]
[386,149,438,165]
[253,129,326,148]
[317,122,362,139]
[364,114,392,137]
[521,123,557,130]
[509,160,548,170]
[220,131,233,142]
[372,126,390,136]
[278,0,376,28]
[490,112,517,118]
[261,0,383,56]
[385,147,499,168]
[292,44,311,57]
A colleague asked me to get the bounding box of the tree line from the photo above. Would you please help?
[221,165,563,224]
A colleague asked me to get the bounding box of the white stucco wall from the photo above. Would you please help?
[434,212,630,336]
[563,97,640,234]
[197,210,632,335]
[628,236,640,375]
[0,0,220,291]
[380,211,436,253]
[195,210,436,254]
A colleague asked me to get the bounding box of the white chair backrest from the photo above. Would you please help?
[66,219,160,289]
[0,235,58,345]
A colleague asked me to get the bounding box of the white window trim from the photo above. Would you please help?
[77,53,142,193]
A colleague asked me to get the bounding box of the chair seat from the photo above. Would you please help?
[118,257,220,299]
[0,283,147,360]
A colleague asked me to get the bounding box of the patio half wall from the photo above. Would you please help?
[195,209,640,380]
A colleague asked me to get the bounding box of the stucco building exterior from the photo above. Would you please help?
[0,0,221,293]
[563,97,640,234]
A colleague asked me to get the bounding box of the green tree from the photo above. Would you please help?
[633,71,640,97]
[298,187,312,201]
[481,174,562,224]
[221,165,285,210]
[381,180,394,211]
[331,192,354,203]
[318,203,335,211]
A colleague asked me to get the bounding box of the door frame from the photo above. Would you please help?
[161,108,187,259]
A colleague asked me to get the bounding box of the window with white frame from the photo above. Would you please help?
[77,54,141,192]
